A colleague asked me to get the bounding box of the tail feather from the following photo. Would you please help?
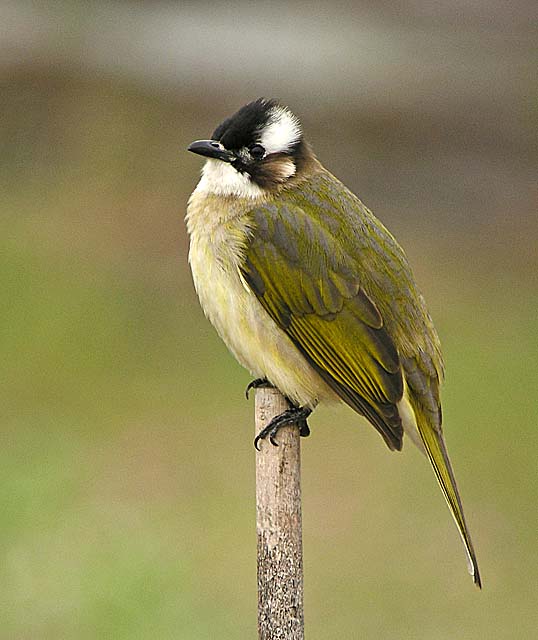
[417,418,482,588]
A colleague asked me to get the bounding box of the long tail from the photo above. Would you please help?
[417,418,482,588]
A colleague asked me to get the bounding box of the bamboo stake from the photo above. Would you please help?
[255,387,304,640]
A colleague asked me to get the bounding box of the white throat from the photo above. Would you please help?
[194,159,264,199]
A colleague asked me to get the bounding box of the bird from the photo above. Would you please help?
[186,98,481,587]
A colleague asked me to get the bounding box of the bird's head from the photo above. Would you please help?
[188,98,314,198]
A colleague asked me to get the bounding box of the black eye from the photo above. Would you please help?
[249,144,265,159]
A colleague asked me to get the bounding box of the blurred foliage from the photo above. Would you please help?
[1,2,538,637]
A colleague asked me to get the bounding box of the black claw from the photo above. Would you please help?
[245,377,272,400]
[254,406,312,449]
[299,421,310,438]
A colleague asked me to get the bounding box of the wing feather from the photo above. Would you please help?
[241,202,405,450]
[240,172,480,583]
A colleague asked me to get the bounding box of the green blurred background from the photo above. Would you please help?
[1,1,537,638]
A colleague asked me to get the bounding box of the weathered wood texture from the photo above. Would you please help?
[255,387,304,640]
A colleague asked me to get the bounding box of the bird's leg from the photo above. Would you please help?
[245,377,273,399]
[254,403,312,450]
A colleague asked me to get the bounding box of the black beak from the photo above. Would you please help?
[187,139,235,163]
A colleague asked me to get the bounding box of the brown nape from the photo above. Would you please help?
[292,139,317,176]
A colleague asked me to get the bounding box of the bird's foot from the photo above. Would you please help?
[245,377,273,399]
[254,405,312,450]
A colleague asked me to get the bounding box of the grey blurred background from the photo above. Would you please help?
[1,1,537,638]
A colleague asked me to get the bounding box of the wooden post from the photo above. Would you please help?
[255,387,304,640]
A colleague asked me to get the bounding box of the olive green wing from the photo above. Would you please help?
[242,188,481,585]
[241,202,405,450]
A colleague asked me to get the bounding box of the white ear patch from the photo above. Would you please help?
[260,106,302,154]
[271,158,296,181]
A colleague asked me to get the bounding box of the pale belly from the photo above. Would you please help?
[185,189,424,453]
[188,229,334,408]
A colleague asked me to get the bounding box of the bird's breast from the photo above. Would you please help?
[186,195,331,408]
